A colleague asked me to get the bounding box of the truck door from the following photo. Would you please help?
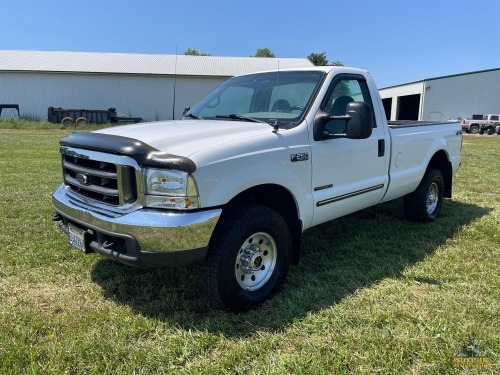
[310,74,389,226]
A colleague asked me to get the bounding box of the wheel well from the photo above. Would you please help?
[224,184,302,265]
[428,150,452,198]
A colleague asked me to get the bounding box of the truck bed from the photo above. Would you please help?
[382,120,462,203]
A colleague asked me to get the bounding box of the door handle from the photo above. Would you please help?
[378,139,385,157]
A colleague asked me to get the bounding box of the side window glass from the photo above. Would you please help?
[322,78,375,134]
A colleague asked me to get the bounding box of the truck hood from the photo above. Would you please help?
[94,120,272,158]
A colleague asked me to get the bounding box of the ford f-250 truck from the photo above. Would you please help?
[52,66,462,311]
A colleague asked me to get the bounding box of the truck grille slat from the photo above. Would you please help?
[65,175,119,196]
[62,153,137,206]
[63,160,117,179]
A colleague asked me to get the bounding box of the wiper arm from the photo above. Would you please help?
[185,113,202,119]
[215,114,266,124]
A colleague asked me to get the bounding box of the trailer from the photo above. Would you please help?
[48,107,142,126]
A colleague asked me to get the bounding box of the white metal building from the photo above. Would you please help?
[0,50,313,122]
[379,68,500,122]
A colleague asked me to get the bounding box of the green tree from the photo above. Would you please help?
[253,48,275,58]
[184,48,210,56]
[307,52,344,66]
[308,52,328,66]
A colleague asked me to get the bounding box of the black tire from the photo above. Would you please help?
[75,117,88,126]
[204,204,291,312]
[469,125,479,134]
[61,117,74,127]
[404,168,444,223]
[497,127,500,135]
[479,129,485,135]
[486,127,495,135]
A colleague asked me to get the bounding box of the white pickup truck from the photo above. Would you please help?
[52,66,462,311]
[461,114,500,135]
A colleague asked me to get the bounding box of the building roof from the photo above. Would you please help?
[0,50,313,77]
[380,67,500,90]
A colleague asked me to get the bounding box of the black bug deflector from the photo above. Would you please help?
[60,132,196,173]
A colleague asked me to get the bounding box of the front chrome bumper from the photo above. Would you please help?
[52,184,222,268]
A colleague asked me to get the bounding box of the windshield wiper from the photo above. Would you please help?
[215,114,266,124]
[185,113,202,119]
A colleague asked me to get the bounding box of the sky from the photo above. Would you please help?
[1,0,499,88]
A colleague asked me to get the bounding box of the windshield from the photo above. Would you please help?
[185,71,325,128]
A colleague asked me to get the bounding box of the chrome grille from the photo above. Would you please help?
[62,152,137,206]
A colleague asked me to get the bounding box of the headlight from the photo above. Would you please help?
[144,169,200,209]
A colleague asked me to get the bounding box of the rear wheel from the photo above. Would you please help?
[204,205,291,312]
[404,168,444,223]
[75,117,88,126]
[486,127,495,135]
[469,125,479,134]
[497,127,500,135]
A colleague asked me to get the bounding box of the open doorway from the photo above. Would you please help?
[397,94,420,120]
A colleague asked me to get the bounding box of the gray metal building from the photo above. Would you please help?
[379,68,500,122]
[0,50,313,122]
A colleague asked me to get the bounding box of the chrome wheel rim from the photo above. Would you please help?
[235,232,277,291]
[426,182,439,215]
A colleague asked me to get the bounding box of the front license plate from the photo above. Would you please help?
[68,224,88,253]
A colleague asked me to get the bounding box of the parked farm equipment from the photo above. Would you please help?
[0,104,20,117]
[48,107,142,126]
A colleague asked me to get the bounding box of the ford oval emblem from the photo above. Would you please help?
[76,173,90,185]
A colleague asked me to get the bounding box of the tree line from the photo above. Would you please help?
[184,48,343,66]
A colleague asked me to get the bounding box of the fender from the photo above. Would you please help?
[194,153,314,229]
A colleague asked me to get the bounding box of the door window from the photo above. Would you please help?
[321,77,375,134]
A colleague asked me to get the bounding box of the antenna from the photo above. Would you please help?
[272,60,280,133]
[172,46,178,120]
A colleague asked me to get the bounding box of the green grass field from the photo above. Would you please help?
[0,120,498,374]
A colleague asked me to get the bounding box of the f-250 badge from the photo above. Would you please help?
[290,153,309,162]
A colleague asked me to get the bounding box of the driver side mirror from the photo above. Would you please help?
[314,102,374,141]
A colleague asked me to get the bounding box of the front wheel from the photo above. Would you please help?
[204,205,291,312]
[61,117,74,127]
[486,127,495,135]
[404,168,444,223]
